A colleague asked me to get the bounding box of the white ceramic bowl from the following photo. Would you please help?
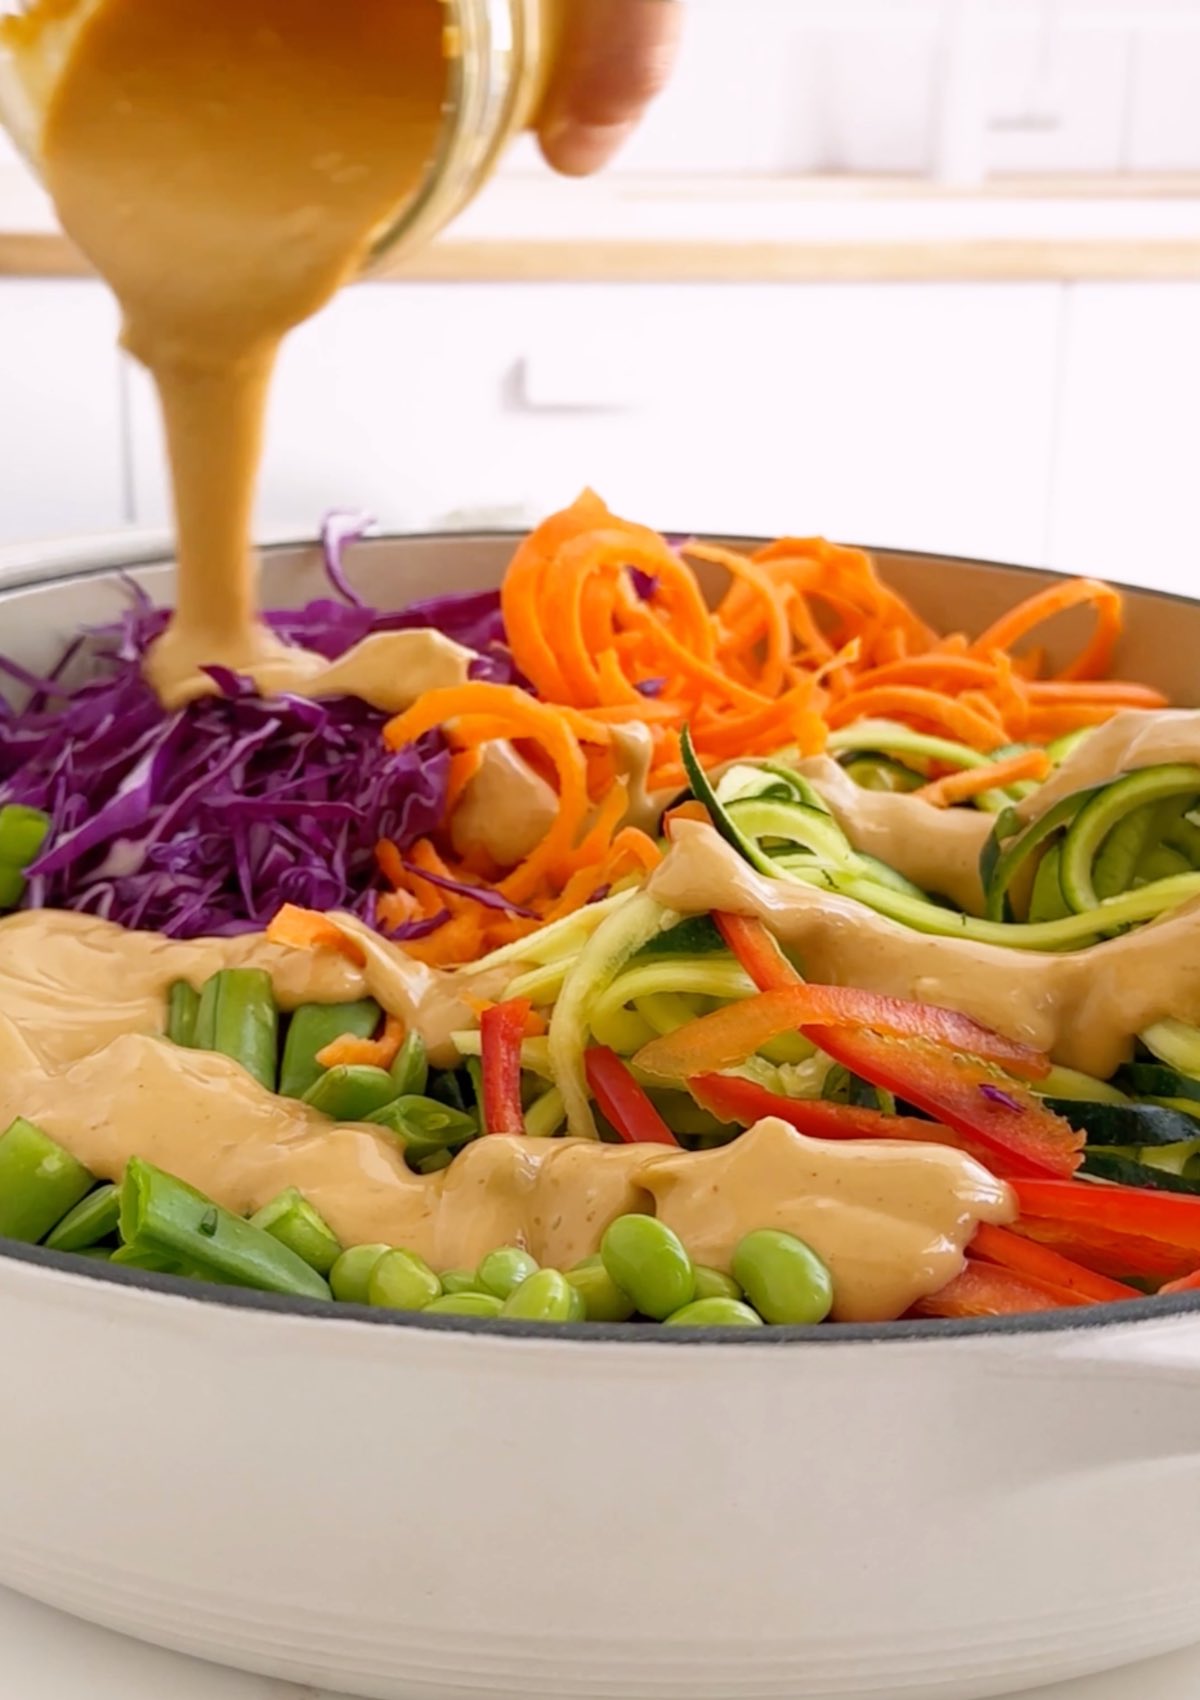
[2,533,1200,1700]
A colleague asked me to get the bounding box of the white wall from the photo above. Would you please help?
[2,277,1197,596]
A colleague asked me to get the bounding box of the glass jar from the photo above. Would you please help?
[0,0,566,266]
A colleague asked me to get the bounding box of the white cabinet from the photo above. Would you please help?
[0,283,125,543]
[1048,284,1200,593]
[126,282,1061,565]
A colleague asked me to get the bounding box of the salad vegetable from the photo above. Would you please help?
[5,496,1200,1327]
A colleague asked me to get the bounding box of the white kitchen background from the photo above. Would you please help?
[2,0,1200,587]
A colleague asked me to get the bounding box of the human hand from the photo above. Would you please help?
[538,0,682,176]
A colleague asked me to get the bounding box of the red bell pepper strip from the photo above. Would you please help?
[910,1259,1088,1319]
[635,982,1049,1086]
[481,998,530,1136]
[689,1073,1050,1180]
[1014,1178,1200,1245]
[689,1071,975,1149]
[584,1046,680,1146]
[806,1025,1081,1180]
[1161,1268,1200,1296]
[714,912,801,991]
[1011,1219,1193,1285]
[970,1223,1139,1305]
[1011,1178,1200,1283]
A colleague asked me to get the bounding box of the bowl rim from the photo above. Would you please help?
[2,529,1198,1348]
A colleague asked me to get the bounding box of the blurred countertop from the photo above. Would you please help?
[3,167,1200,283]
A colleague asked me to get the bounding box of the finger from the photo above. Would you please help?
[538,0,683,177]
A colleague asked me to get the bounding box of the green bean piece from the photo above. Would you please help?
[732,1229,834,1326]
[691,1265,743,1304]
[367,1095,478,1162]
[330,1243,392,1304]
[465,1057,486,1121]
[367,1249,441,1311]
[0,866,26,909]
[110,1244,190,1275]
[417,1150,454,1174]
[665,1298,764,1328]
[477,1246,539,1300]
[119,1158,330,1300]
[601,1214,695,1320]
[424,1291,504,1319]
[302,1065,398,1122]
[0,1118,94,1243]
[278,999,383,1099]
[166,981,201,1048]
[0,804,50,868]
[249,1188,343,1276]
[565,1257,635,1321]
[441,1268,483,1296]
[44,1182,120,1252]
[500,1268,576,1322]
[389,1032,429,1099]
[193,969,279,1090]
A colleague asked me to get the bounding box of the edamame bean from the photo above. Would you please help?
[664,1298,764,1328]
[692,1265,742,1304]
[441,1268,483,1296]
[601,1214,695,1320]
[368,1249,441,1312]
[732,1229,834,1326]
[477,1246,539,1300]
[425,1291,503,1319]
[501,1268,576,1322]
[566,1258,636,1322]
[329,1243,392,1305]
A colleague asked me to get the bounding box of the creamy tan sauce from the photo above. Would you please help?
[9,0,449,706]
[449,743,561,870]
[1014,710,1200,822]
[0,909,1013,1318]
[650,821,1200,1079]
[0,980,1013,1321]
[797,756,991,913]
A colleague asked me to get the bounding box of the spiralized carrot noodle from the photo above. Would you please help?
[357,493,1168,964]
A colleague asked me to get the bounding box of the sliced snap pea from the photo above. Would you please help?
[732,1229,834,1326]
[389,1032,429,1099]
[477,1246,539,1300]
[166,981,201,1048]
[249,1188,343,1276]
[601,1214,695,1321]
[302,1064,398,1122]
[425,1291,503,1319]
[0,1117,94,1244]
[0,866,26,909]
[0,803,50,869]
[691,1265,742,1304]
[367,1249,441,1312]
[565,1257,635,1322]
[330,1243,392,1305]
[44,1182,120,1253]
[368,1095,478,1163]
[193,969,279,1091]
[665,1297,764,1327]
[119,1158,330,1300]
[500,1268,576,1322]
[278,999,383,1100]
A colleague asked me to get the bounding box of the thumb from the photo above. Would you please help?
[538,0,682,177]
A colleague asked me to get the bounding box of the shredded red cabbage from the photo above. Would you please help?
[0,522,520,937]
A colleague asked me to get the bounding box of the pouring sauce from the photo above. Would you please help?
[8,0,449,705]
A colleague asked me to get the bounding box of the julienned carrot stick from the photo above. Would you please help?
[916,749,1051,808]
